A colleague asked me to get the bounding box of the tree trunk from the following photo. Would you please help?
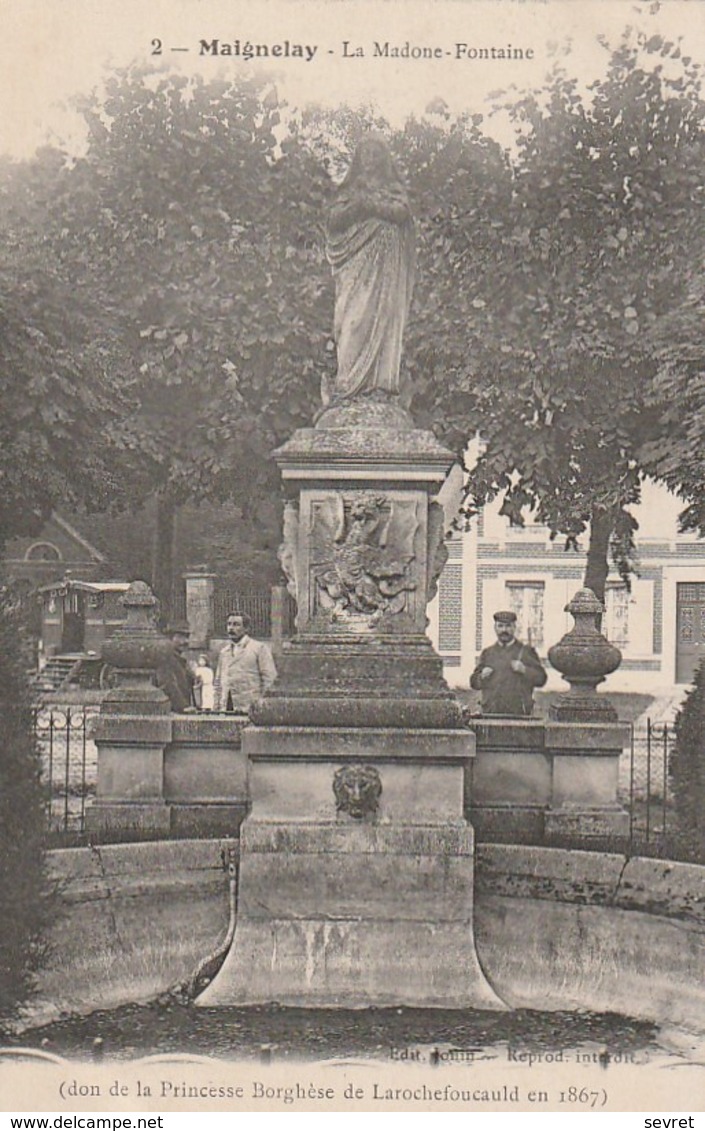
[151,493,177,628]
[583,505,614,630]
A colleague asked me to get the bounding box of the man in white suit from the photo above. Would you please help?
[213,610,277,712]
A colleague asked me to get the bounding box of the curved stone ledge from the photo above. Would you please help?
[23,840,705,1033]
[474,895,705,1034]
[476,844,705,924]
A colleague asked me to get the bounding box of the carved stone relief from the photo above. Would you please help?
[426,500,449,602]
[278,500,300,602]
[333,763,383,820]
[309,492,419,629]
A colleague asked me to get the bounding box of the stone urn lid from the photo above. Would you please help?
[101,581,173,671]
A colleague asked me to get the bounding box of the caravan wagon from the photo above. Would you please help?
[36,578,130,690]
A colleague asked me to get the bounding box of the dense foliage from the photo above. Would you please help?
[0,589,49,1022]
[669,660,705,858]
[0,160,136,544]
[3,30,705,603]
[0,71,333,613]
[404,34,705,600]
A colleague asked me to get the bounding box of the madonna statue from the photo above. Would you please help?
[324,134,416,406]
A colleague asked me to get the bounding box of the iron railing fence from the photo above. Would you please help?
[626,719,674,851]
[212,590,272,639]
[34,704,98,845]
[171,587,297,641]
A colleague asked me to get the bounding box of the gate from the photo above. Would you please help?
[171,584,297,642]
[212,591,272,638]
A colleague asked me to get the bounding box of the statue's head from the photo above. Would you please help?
[349,494,384,523]
[345,133,399,186]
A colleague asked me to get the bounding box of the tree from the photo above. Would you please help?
[638,237,705,534]
[405,34,705,605]
[14,69,334,617]
[0,152,138,548]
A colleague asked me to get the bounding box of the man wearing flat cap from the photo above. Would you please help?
[470,610,547,716]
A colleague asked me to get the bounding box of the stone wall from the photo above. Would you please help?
[467,717,629,843]
[88,715,249,839]
[475,844,705,1033]
[88,714,628,843]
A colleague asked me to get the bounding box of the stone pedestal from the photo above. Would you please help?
[541,587,629,840]
[252,401,464,732]
[198,402,503,1009]
[87,682,174,836]
[87,582,176,837]
[544,722,630,841]
[197,726,503,1008]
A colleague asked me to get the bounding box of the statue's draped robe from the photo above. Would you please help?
[327,199,415,401]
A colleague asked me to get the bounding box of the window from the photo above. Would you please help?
[25,542,61,562]
[503,505,548,541]
[505,581,545,649]
[604,584,629,647]
[504,520,548,540]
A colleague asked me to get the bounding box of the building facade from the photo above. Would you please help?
[2,513,107,588]
[428,479,705,692]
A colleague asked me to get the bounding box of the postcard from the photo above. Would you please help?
[1,0,704,1116]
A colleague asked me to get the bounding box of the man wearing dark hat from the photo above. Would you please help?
[155,621,196,712]
[470,610,547,716]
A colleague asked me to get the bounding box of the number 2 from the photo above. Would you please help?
[151,38,163,55]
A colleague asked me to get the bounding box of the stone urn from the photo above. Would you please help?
[100,581,173,708]
[548,587,622,721]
